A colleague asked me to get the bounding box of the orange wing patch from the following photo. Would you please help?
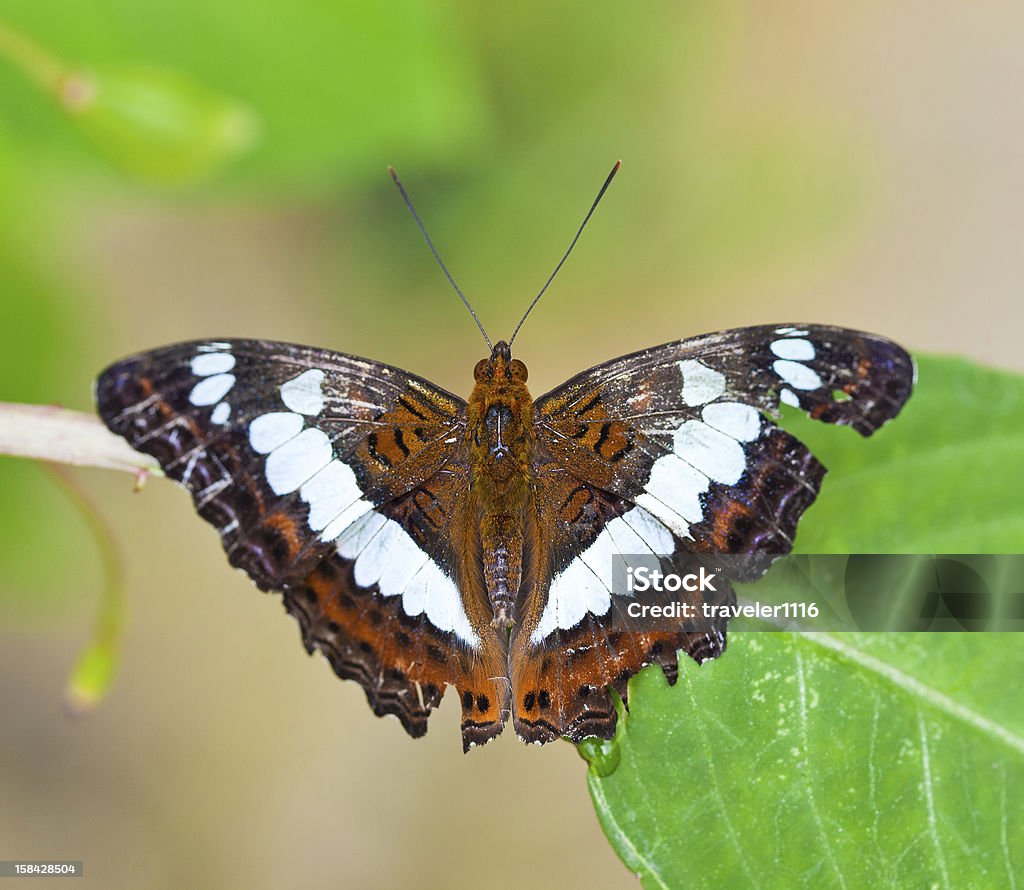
[286,554,508,749]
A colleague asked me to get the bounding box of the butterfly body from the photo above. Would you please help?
[467,340,535,629]
[96,323,914,750]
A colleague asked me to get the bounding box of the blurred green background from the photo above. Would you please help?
[1,2,1021,888]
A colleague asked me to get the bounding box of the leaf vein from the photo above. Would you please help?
[795,648,847,889]
[917,711,950,889]
[1000,764,1018,890]
[682,674,758,886]
[803,634,1024,755]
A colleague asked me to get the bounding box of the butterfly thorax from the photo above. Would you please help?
[467,341,536,629]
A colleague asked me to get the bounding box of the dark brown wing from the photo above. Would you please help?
[96,339,506,746]
[510,325,914,743]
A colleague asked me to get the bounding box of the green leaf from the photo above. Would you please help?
[584,635,1024,889]
[582,355,1024,889]
[61,63,258,185]
[0,2,491,188]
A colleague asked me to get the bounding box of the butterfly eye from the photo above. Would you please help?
[474,358,490,381]
[510,359,528,382]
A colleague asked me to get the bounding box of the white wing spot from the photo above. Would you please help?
[679,359,725,406]
[773,359,822,391]
[378,529,430,594]
[319,498,374,543]
[530,506,678,644]
[210,402,231,425]
[642,453,707,524]
[299,459,364,533]
[605,509,675,584]
[191,352,236,376]
[249,411,304,453]
[673,420,746,485]
[770,338,815,361]
[189,373,235,406]
[620,507,675,554]
[402,559,479,646]
[337,510,388,559]
[338,513,480,646]
[701,402,761,442]
[532,558,610,642]
[352,519,405,587]
[602,514,653,558]
[400,565,432,617]
[634,493,691,541]
[264,427,333,495]
[578,528,617,592]
[780,388,801,408]
[281,369,326,415]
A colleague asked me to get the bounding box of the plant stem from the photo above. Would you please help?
[43,464,127,713]
[0,402,160,475]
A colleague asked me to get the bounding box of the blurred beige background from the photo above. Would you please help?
[1,3,1022,888]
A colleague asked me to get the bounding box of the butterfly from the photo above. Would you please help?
[95,166,915,750]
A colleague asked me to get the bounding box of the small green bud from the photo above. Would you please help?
[65,638,119,715]
[577,736,622,777]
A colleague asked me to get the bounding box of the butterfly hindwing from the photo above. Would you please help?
[512,468,732,743]
[96,339,507,743]
[285,473,509,748]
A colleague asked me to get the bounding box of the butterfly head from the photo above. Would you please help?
[468,341,534,485]
[474,340,529,384]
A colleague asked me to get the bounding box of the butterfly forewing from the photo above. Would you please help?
[534,324,913,560]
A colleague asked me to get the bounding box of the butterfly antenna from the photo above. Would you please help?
[509,160,621,347]
[388,166,492,352]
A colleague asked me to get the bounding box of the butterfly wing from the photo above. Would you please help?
[96,339,508,746]
[511,324,914,743]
